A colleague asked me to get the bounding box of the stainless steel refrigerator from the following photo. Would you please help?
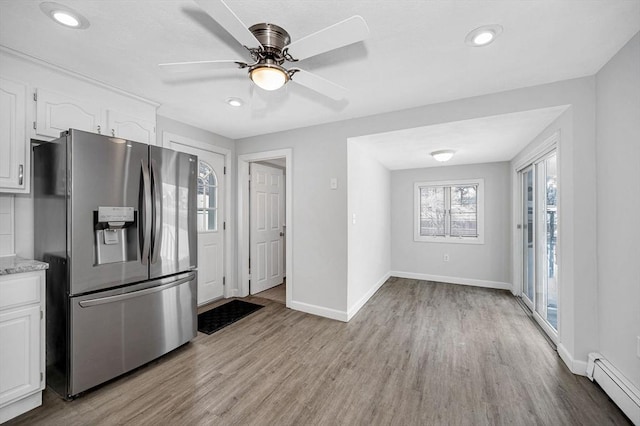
[34,129,198,399]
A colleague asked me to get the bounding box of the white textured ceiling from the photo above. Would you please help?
[353,106,568,170]
[0,1,638,140]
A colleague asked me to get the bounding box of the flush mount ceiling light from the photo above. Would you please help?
[40,2,90,29]
[431,150,456,162]
[225,97,244,107]
[465,24,503,47]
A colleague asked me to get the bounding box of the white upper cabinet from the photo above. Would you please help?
[105,109,156,145]
[0,77,28,193]
[35,88,102,138]
[0,50,159,194]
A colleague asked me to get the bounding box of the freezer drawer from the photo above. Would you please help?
[69,272,196,396]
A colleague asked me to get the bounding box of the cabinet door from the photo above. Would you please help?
[35,88,102,138]
[0,77,27,191]
[106,109,156,145]
[0,305,40,406]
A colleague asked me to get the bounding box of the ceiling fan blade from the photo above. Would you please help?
[286,16,369,61]
[159,60,247,73]
[194,0,261,48]
[290,69,347,101]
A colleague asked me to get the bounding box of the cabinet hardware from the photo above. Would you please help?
[223,276,226,286]
[111,129,115,137]
[18,164,24,186]
[33,92,37,101]
[97,125,101,134]
[33,121,37,130]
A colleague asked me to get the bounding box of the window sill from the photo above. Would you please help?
[414,236,485,245]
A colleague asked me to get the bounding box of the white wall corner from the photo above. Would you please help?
[390,271,512,291]
[288,300,348,322]
[347,271,391,321]
[557,343,588,376]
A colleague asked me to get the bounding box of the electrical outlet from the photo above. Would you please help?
[443,254,450,262]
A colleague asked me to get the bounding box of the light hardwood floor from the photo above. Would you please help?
[7,278,630,425]
[254,281,286,304]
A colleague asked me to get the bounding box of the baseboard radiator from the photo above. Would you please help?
[587,353,640,425]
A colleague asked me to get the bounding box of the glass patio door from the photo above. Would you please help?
[519,151,558,338]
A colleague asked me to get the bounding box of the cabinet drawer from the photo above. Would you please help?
[0,273,41,311]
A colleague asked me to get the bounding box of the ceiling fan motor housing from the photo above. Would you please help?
[249,23,291,61]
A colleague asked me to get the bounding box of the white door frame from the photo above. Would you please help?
[238,149,292,307]
[162,131,234,297]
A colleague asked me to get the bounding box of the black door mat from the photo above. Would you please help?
[197,300,264,335]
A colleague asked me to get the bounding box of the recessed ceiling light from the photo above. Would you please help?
[40,2,90,29]
[226,97,244,107]
[465,24,503,47]
[431,150,456,162]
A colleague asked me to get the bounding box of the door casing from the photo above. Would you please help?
[238,149,293,307]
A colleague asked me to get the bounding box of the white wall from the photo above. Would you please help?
[390,162,511,288]
[156,115,235,152]
[347,140,390,318]
[595,32,640,389]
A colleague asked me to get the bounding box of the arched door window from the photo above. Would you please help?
[197,160,218,231]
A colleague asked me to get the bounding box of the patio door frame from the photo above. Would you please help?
[514,132,560,344]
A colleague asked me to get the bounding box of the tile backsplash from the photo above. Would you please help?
[0,194,14,256]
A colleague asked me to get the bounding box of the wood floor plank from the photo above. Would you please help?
[6,277,631,425]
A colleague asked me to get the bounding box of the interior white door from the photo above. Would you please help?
[250,163,284,294]
[170,143,225,306]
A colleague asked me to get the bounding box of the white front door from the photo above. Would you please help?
[170,143,225,306]
[250,163,284,294]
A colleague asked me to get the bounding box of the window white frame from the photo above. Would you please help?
[414,178,485,244]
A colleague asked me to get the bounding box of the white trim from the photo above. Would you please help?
[0,45,159,107]
[288,300,348,322]
[414,178,485,244]
[347,271,390,321]
[237,149,293,309]
[390,271,512,291]
[514,130,560,172]
[557,343,588,376]
[162,132,234,298]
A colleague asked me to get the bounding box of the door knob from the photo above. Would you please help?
[280,232,284,237]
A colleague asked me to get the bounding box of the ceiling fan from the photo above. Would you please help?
[159,0,369,100]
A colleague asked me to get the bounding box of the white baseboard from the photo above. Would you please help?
[390,271,512,291]
[557,343,588,376]
[347,272,391,321]
[288,300,348,322]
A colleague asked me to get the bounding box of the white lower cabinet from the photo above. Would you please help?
[0,270,45,423]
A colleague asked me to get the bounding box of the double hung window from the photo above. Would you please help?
[414,179,484,243]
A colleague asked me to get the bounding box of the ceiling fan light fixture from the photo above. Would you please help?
[465,24,503,47]
[249,64,289,91]
[40,2,90,29]
[431,150,456,162]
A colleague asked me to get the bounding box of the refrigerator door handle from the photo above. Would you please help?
[78,273,195,308]
[150,159,163,264]
[140,159,152,265]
